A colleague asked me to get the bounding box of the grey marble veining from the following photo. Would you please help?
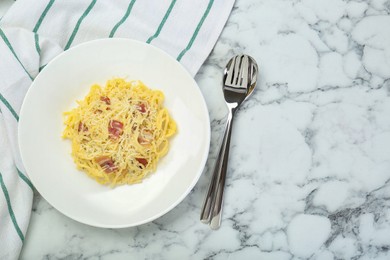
[20,0,390,259]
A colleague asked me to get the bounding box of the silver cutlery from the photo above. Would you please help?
[200,54,258,229]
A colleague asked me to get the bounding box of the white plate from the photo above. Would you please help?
[18,39,210,228]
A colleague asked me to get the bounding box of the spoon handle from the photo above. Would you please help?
[200,108,235,229]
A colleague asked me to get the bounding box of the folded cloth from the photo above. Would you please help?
[0,0,235,259]
[0,0,14,18]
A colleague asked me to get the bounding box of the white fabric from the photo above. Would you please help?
[0,0,234,259]
[0,0,14,18]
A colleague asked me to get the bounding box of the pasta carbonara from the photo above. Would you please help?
[62,78,176,186]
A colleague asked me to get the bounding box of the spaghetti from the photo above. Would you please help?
[62,78,176,186]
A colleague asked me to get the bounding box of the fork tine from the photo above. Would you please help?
[225,55,241,87]
[224,58,235,86]
[233,55,241,86]
[241,55,249,89]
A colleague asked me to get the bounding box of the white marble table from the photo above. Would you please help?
[20,0,390,259]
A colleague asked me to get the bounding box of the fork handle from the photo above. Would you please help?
[200,108,235,229]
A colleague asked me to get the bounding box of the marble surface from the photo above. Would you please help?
[20,0,390,259]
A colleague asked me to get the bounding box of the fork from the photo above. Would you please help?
[200,55,258,229]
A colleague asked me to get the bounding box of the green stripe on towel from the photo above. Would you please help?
[16,168,34,191]
[0,93,19,121]
[34,33,41,56]
[0,172,25,242]
[33,0,55,33]
[39,64,47,72]
[177,0,214,61]
[64,0,97,50]
[0,29,33,80]
[146,0,177,44]
[109,0,137,38]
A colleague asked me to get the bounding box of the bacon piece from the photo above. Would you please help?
[108,120,124,139]
[135,103,147,113]
[78,122,88,132]
[95,156,117,173]
[136,158,148,168]
[100,96,111,105]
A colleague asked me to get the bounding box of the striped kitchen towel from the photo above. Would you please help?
[0,0,235,259]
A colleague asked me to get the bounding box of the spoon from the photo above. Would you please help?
[200,54,258,229]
